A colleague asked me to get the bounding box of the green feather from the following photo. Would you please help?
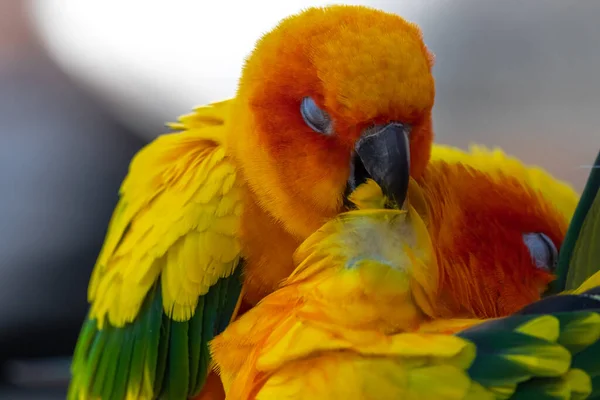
[69,264,243,400]
[145,284,164,395]
[162,321,189,399]
[510,369,592,400]
[217,262,244,334]
[111,328,135,400]
[125,311,147,399]
[187,296,205,395]
[457,294,600,399]
[71,317,95,369]
[198,275,220,392]
[67,319,97,399]
[555,312,600,355]
[591,376,600,399]
[127,284,161,399]
[459,331,570,387]
[93,326,123,398]
[550,150,600,294]
[564,369,594,400]
[510,377,570,400]
[83,324,107,390]
[572,340,600,378]
[152,310,170,397]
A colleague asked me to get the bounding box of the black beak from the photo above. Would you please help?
[345,122,411,209]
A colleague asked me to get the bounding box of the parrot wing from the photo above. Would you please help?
[69,99,243,400]
[456,274,600,400]
[550,149,600,294]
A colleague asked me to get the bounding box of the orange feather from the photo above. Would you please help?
[224,5,435,304]
[420,146,577,318]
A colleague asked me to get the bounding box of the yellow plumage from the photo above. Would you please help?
[89,103,242,327]
[254,335,479,400]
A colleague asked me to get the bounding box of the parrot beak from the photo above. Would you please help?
[345,122,411,209]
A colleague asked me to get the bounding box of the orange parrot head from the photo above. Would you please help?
[421,146,580,319]
[228,5,435,238]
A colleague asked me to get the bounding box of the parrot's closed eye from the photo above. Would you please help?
[523,232,558,271]
[301,97,333,135]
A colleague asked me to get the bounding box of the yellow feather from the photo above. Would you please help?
[504,349,571,377]
[404,365,472,400]
[515,315,560,342]
[167,99,232,131]
[463,382,496,400]
[485,385,517,399]
[253,337,477,400]
[88,105,243,326]
[564,368,592,399]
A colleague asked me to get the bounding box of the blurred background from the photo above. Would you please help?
[0,0,598,397]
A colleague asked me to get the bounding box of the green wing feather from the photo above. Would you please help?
[457,287,600,399]
[69,267,242,400]
[549,150,600,294]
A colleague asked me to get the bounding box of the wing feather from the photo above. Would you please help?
[70,100,244,399]
[90,109,241,327]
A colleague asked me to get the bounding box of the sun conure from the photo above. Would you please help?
[417,144,580,318]
[210,145,586,399]
[68,5,437,400]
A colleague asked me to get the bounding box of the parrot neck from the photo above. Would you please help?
[238,186,303,305]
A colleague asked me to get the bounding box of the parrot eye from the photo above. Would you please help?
[300,97,333,135]
[523,232,558,271]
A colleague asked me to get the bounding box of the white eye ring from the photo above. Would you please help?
[300,97,333,135]
[523,232,558,271]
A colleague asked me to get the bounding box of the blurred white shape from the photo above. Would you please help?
[27,0,430,137]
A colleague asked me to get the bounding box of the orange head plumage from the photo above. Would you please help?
[227,5,435,240]
[420,145,579,319]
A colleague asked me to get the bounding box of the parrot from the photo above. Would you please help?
[68,5,438,400]
[210,145,592,399]
[418,145,580,319]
